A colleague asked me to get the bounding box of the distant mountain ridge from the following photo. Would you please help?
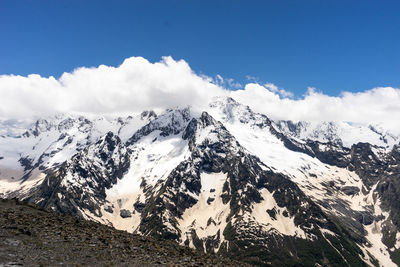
[275,119,399,148]
[1,97,400,266]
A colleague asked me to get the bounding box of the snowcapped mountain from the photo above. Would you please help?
[1,97,400,266]
[275,119,399,149]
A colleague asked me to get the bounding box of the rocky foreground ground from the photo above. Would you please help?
[0,199,250,267]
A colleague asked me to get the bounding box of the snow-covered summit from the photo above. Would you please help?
[275,119,399,148]
[209,96,399,149]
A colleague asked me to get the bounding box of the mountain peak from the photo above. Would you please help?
[126,107,192,146]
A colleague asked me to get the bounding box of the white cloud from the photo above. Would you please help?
[264,83,294,98]
[0,56,226,119]
[231,83,400,134]
[0,56,399,134]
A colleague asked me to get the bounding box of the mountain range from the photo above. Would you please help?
[1,96,400,266]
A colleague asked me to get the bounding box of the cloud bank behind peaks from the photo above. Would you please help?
[0,56,399,133]
[0,56,226,119]
[231,83,400,133]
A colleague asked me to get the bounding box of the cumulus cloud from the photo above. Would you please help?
[231,83,400,133]
[263,83,294,98]
[0,56,399,133]
[245,75,294,98]
[0,56,226,119]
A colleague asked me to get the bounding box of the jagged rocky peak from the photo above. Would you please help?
[196,111,222,129]
[93,132,125,162]
[20,114,95,138]
[140,110,157,120]
[57,116,91,131]
[60,116,94,134]
[209,96,251,121]
[116,111,157,127]
[57,117,76,131]
[274,120,307,137]
[369,124,400,145]
[25,131,130,217]
[126,107,192,145]
[277,120,344,145]
[70,131,130,184]
[184,111,240,152]
[27,118,54,137]
[208,96,272,128]
[78,131,127,165]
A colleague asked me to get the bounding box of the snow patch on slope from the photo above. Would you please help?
[250,188,306,238]
[126,131,189,188]
[0,169,45,197]
[178,172,230,252]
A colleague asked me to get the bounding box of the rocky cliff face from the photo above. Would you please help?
[24,132,130,218]
[1,97,400,266]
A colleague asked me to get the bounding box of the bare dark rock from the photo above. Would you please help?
[341,186,360,196]
[120,209,132,218]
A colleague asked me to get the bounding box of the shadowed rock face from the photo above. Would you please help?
[24,132,131,217]
[1,99,400,266]
[377,145,400,227]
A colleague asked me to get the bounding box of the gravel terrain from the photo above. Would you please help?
[0,199,250,267]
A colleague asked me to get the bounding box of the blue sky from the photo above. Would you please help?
[1,0,399,97]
